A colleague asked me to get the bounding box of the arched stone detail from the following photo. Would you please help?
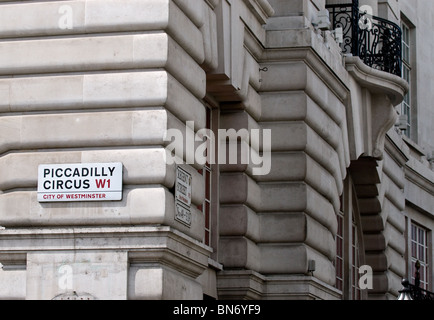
[349,155,407,299]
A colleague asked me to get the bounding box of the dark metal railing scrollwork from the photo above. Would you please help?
[397,261,434,300]
[326,1,359,56]
[408,283,434,301]
[326,0,402,77]
[358,15,402,77]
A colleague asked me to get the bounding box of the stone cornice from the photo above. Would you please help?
[218,270,343,299]
[345,55,409,106]
[205,0,219,10]
[405,158,434,196]
[385,129,410,166]
[261,27,350,104]
[0,226,212,278]
[261,46,349,104]
[243,0,275,25]
[345,56,409,160]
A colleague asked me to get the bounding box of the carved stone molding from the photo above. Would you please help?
[346,56,409,160]
[206,0,273,102]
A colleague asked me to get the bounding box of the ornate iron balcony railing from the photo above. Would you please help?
[398,261,434,300]
[326,0,402,77]
[398,279,434,300]
[408,283,434,301]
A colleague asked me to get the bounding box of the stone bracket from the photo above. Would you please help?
[346,56,409,160]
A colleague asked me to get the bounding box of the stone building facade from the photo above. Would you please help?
[0,0,432,300]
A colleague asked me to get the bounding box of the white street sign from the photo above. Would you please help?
[37,163,123,202]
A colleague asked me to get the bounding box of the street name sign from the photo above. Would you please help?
[37,163,123,202]
[175,167,192,226]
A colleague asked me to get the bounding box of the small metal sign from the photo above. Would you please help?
[175,167,192,207]
[175,167,192,226]
[175,203,192,226]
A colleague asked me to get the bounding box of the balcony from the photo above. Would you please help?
[326,0,402,77]
[398,261,434,300]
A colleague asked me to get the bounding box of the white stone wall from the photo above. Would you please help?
[379,0,434,298]
[0,0,217,300]
[217,0,348,299]
[0,0,432,300]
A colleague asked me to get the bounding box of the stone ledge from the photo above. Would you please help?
[0,71,205,127]
[0,189,205,241]
[345,56,409,106]
[0,0,207,65]
[217,270,342,300]
[0,226,211,279]
[0,109,186,154]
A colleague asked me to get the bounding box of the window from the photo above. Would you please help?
[401,21,412,137]
[402,22,410,63]
[197,105,217,249]
[335,178,364,300]
[410,223,430,290]
[351,217,361,300]
[336,211,344,291]
[202,165,212,246]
